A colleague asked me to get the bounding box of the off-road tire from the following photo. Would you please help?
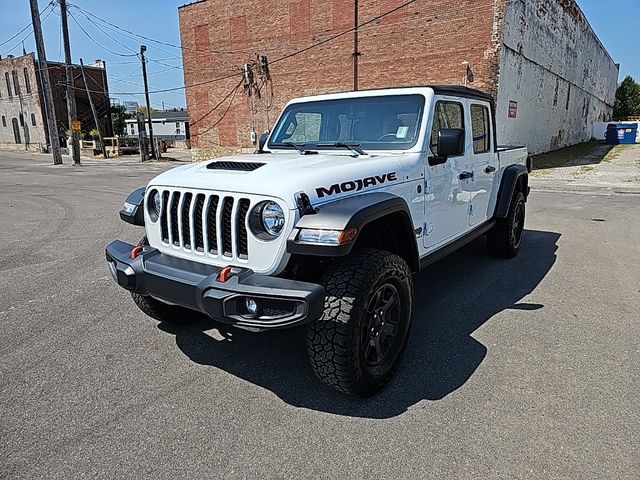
[129,235,198,325]
[130,292,198,325]
[487,190,526,258]
[306,249,413,396]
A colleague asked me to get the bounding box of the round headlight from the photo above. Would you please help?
[148,190,161,222]
[261,201,285,236]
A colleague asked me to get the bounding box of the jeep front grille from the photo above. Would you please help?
[159,189,252,260]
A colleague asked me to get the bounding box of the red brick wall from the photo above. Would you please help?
[178,0,505,152]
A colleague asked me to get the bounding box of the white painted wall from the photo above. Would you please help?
[496,0,619,154]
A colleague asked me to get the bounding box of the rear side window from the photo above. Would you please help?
[471,104,491,153]
[430,101,464,152]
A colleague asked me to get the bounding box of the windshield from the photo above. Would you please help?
[268,94,425,151]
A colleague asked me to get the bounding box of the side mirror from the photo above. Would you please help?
[258,132,269,152]
[437,128,465,157]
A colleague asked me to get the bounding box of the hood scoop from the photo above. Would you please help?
[206,161,265,172]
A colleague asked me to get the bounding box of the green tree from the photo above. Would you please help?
[110,104,133,136]
[137,105,159,116]
[614,76,640,118]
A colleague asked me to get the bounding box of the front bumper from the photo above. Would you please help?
[105,240,325,331]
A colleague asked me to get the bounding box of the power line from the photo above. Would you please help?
[189,78,244,128]
[0,2,56,56]
[194,82,243,137]
[0,0,54,47]
[67,10,138,57]
[69,2,238,56]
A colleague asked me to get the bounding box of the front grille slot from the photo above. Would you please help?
[206,196,219,254]
[158,189,255,261]
[237,199,250,259]
[181,193,193,249]
[170,192,181,246]
[160,191,170,243]
[194,194,205,252]
[222,197,234,257]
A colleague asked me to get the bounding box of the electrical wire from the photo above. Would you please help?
[67,10,138,57]
[0,2,57,56]
[0,0,55,47]
[189,78,244,128]
[194,82,243,137]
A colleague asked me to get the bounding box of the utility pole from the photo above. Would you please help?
[79,58,107,158]
[60,0,81,166]
[353,0,360,91]
[29,0,62,165]
[139,45,156,160]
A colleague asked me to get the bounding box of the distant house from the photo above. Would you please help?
[125,111,190,144]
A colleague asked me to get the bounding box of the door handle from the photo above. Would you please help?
[484,165,496,173]
[459,171,474,180]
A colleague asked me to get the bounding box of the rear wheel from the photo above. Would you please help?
[306,249,413,396]
[487,190,526,258]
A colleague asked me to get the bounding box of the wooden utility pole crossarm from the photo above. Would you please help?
[29,0,62,165]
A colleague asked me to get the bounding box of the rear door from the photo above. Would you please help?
[466,102,497,226]
[423,98,472,248]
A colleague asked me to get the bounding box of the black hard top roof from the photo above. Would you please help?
[429,85,494,103]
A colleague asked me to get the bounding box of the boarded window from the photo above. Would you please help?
[5,72,12,97]
[471,104,490,153]
[430,101,464,153]
[12,70,19,96]
[19,113,24,126]
[23,67,31,93]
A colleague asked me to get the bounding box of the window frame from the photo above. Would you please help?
[23,67,31,94]
[430,100,465,156]
[5,72,12,97]
[30,113,36,126]
[11,70,20,96]
[470,103,491,154]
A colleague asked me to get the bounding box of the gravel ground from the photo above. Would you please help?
[0,151,638,479]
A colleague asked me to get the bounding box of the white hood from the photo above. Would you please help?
[148,152,415,209]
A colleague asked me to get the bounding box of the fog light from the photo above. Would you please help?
[245,298,259,316]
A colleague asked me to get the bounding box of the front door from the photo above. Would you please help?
[12,118,21,144]
[424,99,473,248]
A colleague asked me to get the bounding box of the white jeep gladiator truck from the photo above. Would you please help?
[106,86,529,396]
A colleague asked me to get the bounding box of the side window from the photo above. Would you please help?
[471,104,491,153]
[430,101,464,153]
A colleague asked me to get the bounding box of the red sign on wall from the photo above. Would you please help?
[508,100,518,118]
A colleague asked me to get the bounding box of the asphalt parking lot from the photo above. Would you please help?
[1,151,638,479]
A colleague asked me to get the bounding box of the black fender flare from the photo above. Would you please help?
[119,187,145,226]
[494,165,528,219]
[287,192,419,266]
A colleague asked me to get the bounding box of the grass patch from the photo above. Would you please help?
[570,165,596,176]
[603,144,632,163]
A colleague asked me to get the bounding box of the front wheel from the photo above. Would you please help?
[306,249,413,396]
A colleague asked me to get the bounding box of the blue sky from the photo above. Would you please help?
[0,0,638,109]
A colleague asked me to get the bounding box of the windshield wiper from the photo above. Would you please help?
[270,141,317,155]
[316,142,367,156]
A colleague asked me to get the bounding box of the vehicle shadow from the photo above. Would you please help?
[158,229,560,419]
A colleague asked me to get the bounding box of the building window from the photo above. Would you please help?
[471,104,491,153]
[430,101,464,155]
[12,70,20,96]
[12,118,21,143]
[31,113,36,126]
[19,113,24,126]
[5,72,12,97]
[23,67,31,93]
[1,115,6,127]
[175,122,181,134]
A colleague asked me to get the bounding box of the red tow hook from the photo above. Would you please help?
[218,266,233,283]
[130,244,144,260]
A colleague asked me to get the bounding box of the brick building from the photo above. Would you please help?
[178,0,618,157]
[0,53,111,151]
